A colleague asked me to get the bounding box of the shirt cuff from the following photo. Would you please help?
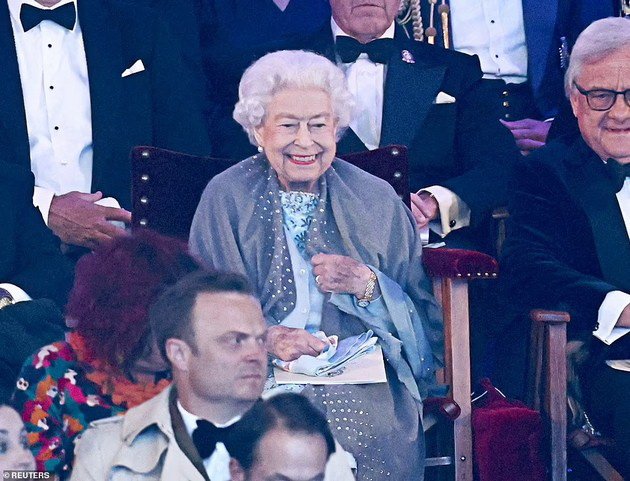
[593,291,630,345]
[419,185,471,237]
[0,283,32,303]
[33,186,56,225]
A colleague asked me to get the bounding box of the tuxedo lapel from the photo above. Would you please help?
[380,40,445,148]
[77,0,123,193]
[0,1,31,166]
[324,26,445,153]
[566,142,630,292]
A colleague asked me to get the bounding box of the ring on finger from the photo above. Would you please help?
[315,275,321,285]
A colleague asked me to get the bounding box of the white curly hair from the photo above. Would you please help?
[233,50,355,146]
[565,17,630,98]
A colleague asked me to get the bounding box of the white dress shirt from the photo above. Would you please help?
[8,0,93,223]
[176,401,237,481]
[593,177,630,350]
[449,0,528,84]
[332,18,394,151]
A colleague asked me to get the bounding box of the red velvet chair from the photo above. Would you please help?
[423,248,499,481]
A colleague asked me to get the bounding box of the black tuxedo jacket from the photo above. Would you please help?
[0,0,211,208]
[502,138,630,359]
[314,27,520,228]
[0,163,72,307]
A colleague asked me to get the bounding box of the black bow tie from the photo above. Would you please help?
[336,36,395,64]
[191,419,236,460]
[20,2,76,32]
[605,158,630,192]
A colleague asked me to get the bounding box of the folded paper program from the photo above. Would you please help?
[273,330,378,377]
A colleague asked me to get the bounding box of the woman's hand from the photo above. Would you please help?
[266,325,327,361]
[311,253,374,298]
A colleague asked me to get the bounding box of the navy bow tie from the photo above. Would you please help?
[20,2,76,32]
[336,36,395,64]
[605,158,630,192]
[191,419,235,460]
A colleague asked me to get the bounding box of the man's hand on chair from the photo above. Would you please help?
[410,192,439,229]
[48,191,131,250]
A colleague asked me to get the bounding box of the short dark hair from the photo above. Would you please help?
[225,393,335,471]
[149,270,253,361]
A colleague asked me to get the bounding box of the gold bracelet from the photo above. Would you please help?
[357,270,377,308]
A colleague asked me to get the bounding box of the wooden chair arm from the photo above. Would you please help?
[422,248,499,280]
[423,248,498,481]
[530,309,571,324]
[528,309,569,481]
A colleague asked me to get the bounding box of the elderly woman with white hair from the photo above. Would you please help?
[190,50,442,480]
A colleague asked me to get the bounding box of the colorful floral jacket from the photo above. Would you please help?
[12,341,125,479]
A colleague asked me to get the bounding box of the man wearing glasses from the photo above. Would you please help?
[501,17,629,477]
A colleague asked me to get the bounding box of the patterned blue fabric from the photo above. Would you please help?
[279,191,319,254]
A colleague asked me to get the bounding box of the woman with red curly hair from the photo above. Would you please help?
[11,230,199,479]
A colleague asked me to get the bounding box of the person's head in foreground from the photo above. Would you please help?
[0,404,35,472]
[66,229,199,382]
[233,49,354,194]
[226,393,335,481]
[150,270,267,422]
[565,17,630,164]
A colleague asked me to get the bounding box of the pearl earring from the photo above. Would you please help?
[257,145,264,153]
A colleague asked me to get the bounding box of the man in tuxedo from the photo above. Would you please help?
[502,17,629,476]
[324,0,520,251]
[70,271,354,481]
[0,0,211,251]
[417,0,616,154]
[0,162,72,401]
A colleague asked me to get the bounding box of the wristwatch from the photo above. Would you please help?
[357,270,377,308]
[0,288,15,310]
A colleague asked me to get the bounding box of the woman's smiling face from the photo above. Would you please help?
[254,87,338,193]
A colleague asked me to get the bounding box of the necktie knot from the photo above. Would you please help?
[604,158,630,192]
[191,419,234,460]
[20,2,76,32]
[336,36,395,64]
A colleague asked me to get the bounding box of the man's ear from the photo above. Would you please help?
[229,458,246,481]
[165,338,191,372]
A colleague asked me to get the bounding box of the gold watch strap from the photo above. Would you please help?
[358,270,377,304]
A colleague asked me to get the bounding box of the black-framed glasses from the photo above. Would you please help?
[573,82,630,111]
